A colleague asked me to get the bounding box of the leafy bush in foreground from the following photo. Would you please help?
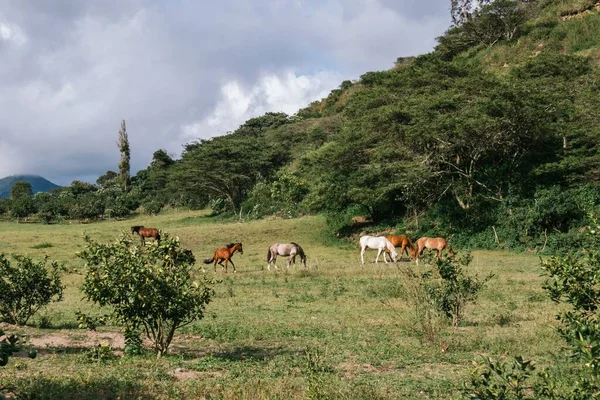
[0,254,64,325]
[78,234,215,356]
[463,224,600,398]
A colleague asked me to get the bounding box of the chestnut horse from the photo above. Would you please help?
[131,225,161,245]
[203,243,243,273]
[384,235,415,262]
[414,237,452,265]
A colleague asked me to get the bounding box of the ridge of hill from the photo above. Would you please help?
[0,175,61,198]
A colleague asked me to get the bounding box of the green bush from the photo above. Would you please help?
[78,234,215,356]
[463,224,600,398]
[427,252,493,326]
[0,254,64,325]
[142,199,164,215]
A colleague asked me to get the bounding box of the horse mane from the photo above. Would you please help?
[290,242,305,257]
[225,243,236,249]
[406,237,415,251]
[131,225,143,232]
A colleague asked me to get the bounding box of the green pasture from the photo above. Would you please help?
[0,210,562,399]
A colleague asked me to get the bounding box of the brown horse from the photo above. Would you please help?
[384,235,416,261]
[131,225,161,245]
[203,243,243,273]
[414,237,452,265]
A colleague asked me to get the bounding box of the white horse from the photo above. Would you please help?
[359,235,398,264]
[267,242,307,271]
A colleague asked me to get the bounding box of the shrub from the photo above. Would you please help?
[0,331,35,367]
[0,254,64,325]
[428,252,494,326]
[142,199,164,215]
[78,234,215,356]
[463,224,600,398]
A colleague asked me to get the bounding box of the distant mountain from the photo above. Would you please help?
[0,175,61,198]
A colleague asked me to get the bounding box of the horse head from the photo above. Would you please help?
[131,225,142,234]
[236,243,243,254]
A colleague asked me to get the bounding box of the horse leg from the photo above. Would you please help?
[218,259,225,271]
[224,259,229,273]
[401,245,407,259]
[229,258,236,273]
[375,248,382,263]
[360,247,366,264]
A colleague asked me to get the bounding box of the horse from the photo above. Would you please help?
[203,242,243,273]
[414,237,452,265]
[131,225,161,245]
[266,242,307,271]
[384,235,415,262]
[359,235,397,264]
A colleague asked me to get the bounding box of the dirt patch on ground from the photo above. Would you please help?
[338,360,392,379]
[29,330,125,349]
[170,367,226,380]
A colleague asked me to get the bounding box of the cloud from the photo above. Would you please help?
[0,0,451,185]
[181,70,343,142]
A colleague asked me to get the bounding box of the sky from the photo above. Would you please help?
[0,0,451,185]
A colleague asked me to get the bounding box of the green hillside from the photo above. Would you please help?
[129,0,598,249]
[8,0,599,252]
[0,175,61,198]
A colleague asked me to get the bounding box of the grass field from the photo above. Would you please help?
[0,210,562,399]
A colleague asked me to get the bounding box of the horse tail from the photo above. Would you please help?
[203,257,214,264]
[266,247,272,263]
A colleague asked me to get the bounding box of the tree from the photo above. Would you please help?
[10,181,35,221]
[10,181,33,201]
[451,0,493,25]
[96,170,119,188]
[169,135,286,213]
[117,119,131,192]
[78,234,215,356]
[0,254,64,325]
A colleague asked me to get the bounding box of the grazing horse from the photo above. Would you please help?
[359,235,398,264]
[414,237,452,265]
[384,235,415,262]
[203,243,243,273]
[131,225,161,245]
[266,242,307,271]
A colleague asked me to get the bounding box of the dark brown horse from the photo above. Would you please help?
[203,243,243,273]
[131,225,161,245]
[385,235,416,261]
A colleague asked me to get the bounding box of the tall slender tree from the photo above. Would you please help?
[117,119,131,192]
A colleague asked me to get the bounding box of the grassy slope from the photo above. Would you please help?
[0,210,561,399]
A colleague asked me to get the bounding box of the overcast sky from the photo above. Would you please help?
[0,0,451,185]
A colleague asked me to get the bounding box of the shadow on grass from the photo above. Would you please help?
[3,376,150,400]
[212,345,302,362]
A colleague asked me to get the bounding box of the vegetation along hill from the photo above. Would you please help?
[131,0,599,249]
[4,0,599,253]
[0,175,61,198]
